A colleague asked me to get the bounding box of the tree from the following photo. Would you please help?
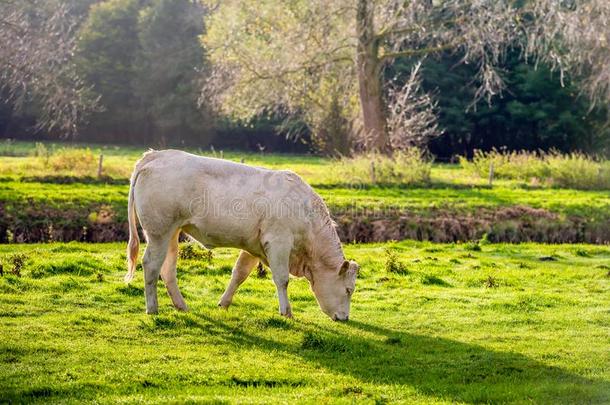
[0,0,98,135]
[204,0,610,154]
[135,0,212,143]
[202,0,357,154]
[76,0,144,141]
[402,51,609,158]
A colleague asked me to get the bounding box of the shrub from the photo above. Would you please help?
[384,247,409,275]
[331,149,431,186]
[7,253,28,277]
[460,149,610,189]
[484,275,498,288]
[178,243,213,263]
[46,148,97,174]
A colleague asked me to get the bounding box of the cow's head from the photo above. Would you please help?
[310,260,358,321]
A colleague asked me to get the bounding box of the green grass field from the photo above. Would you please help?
[1,242,609,403]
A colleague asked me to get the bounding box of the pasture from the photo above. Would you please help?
[1,141,609,403]
[1,241,609,403]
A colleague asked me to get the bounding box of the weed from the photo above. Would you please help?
[342,386,364,395]
[465,242,482,252]
[384,247,409,275]
[178,243,213,263]
[8,254,28,277]
[539,256,558,262]
[479,233,491,245]
[47,148,97,174]
[461,149,610,190]
[96,272,104,282]
[574,248,590,257]
[332,149,431,185]
[484,275,498,288]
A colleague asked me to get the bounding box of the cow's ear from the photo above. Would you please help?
[339,260,349,276]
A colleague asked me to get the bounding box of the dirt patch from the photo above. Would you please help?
[335,206,608,244]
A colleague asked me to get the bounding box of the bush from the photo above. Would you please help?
[46,148,97,174]
[178,243,213,263]
[460,149,610,189]
[331,149,431,186]
[384,247,409,275]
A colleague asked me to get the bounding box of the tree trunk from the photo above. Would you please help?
[356,0,388,152]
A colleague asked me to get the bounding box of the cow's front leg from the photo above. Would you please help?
[272,269,292,318]
[219,250,259,309]
[266,240,293,318]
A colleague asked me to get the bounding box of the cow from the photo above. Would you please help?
[124,150,358,321]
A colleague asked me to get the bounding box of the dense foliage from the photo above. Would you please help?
[390,53,610,158]
[0,0,608,156]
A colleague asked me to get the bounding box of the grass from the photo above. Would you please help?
[461,149,610,190]
[0,241,609,403]
[328,149,432,186]
[1,142,609,218]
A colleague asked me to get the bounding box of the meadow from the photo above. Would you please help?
[1,241,609,403]
[1,141,610,403]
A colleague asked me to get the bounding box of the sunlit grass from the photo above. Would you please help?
[0,241,608,403]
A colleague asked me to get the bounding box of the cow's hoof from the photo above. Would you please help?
[281,312,293,319]
[217,301,230,309]
[175,305,189,312]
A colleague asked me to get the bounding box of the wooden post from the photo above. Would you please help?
[97,154,104,179]
[488,161,494,187]
[370,161,376,184]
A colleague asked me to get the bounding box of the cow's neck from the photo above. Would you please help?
[309,217,345,275]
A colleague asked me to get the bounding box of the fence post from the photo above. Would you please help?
[97,154,104,179]
[488,161,494,187]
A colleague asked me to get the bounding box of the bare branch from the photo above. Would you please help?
[0,0,98,135]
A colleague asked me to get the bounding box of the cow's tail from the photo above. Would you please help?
[125,169,141,283]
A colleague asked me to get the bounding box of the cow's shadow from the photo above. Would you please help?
[194,313,609,403]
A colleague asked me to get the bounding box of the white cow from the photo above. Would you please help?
[125,150,358,321]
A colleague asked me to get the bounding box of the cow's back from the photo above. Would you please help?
[132,150,314,253]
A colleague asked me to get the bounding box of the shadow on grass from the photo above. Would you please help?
[193,313,609,404]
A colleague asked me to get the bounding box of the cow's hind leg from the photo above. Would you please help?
[142,234,171,314]
[218,250,259,309]
[160,229,188,311]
